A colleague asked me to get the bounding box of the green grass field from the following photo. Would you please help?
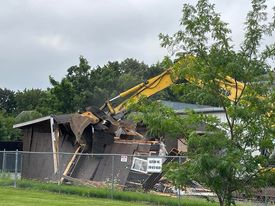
[0,187,149,206]
[0,178,218,206]
[0,178,258,206]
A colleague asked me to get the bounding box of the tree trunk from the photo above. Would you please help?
[225,191,234,206]
[217,195,224,206]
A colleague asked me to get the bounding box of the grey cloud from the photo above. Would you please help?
[0,0,274,90]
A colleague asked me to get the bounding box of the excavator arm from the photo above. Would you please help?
[100,62,274,173]
[101,64,245,115]
[87,57,274,173]
[100,68,175,114]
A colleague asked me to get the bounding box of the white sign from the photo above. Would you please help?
[131,157,148,173]
[121,155,128,162]
[147,157,162,173]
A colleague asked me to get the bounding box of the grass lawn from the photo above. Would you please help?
[0,187,149,206]
[0,178,218,206]
[0,179,257,206]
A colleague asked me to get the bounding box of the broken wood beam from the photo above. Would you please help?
[60,146,83,183]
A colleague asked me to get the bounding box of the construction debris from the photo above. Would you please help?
[13,107,181,190]
[12,101,229,196]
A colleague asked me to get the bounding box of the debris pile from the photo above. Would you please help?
[60,105,177,189]
[15,105,180,190]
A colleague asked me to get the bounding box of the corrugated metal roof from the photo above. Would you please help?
[13,114,73,128]
[159,100,224,113]
[13,116,52,128]
[53,114,73,124]
[175,107,224,114]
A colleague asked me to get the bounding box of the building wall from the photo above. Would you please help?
[211,112,227,123]
[21,121,57,181]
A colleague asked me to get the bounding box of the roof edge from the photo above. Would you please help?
[13,116,52,129]
[175,107,224,114]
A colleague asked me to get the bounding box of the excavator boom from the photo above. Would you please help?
[100,68,175,114]
[112,69,174,114]
[102,64,245,115]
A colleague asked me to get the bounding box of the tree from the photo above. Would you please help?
[15,111,42,124]
[0,111,21,141]
[15,89,51,115]
[0,88,16,114]
[132,1,275,205]
[49,56,178,113]
[128,98,187,140]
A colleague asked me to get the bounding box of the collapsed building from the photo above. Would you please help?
[13,101,225,191]
[13,111,171,188]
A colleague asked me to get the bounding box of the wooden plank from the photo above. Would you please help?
[50,117,58,174]
[114,138,158,145]
[60,146,82,183]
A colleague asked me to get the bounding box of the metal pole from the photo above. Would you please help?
[264,181,268,206]
[178,156,181,206]
[0,151,2,177]
[2,149,6,174]
[58,152,62,194]
[20,151,23,179]
[14,150,18,188]
[111,155,115,199]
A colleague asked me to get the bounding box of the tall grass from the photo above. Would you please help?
[0,178,217,206]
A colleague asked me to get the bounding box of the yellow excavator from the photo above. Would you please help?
[88,56,274,173]
[63,56,273,187]
[98,57,245,116]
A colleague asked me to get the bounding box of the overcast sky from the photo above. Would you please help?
[0,0,274,90]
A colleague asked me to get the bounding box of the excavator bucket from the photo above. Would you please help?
[70,113,99,144]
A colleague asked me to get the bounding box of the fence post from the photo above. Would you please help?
[111,154,115,200]
[2,149,6,174]
[264,181,268,206]
[14,150,18,188]
[178,156,182,206]
[20,151,23,179]
[58,152,62,194]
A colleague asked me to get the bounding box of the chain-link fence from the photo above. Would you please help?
[0,150,274,205]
